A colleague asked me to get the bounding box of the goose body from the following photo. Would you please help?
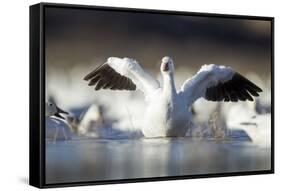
[84,56,262,138]
[142,85,190,137]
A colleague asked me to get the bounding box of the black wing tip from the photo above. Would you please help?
[83,71,96,81]
[83,75,90,81]
[83,62,137,91]
[83,63,108,81]
[206,72,264,102]
[257,87,263,92]
[235,72,263,92]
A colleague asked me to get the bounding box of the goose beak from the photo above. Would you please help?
[54,113,65,119]
[55,107,69,119]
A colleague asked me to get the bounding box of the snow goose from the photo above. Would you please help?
[68,104,105,136]
[84,56,262,138]
[226,101,271,147]
[45,102,71,142]
[66,104,142,138]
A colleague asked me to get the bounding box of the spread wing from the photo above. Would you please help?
[178,64,262,106]
[84,57,160,95]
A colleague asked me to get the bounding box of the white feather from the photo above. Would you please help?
[178,64,235,107]
[107,57,160,96]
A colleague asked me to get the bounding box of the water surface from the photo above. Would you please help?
[46,137,271,184]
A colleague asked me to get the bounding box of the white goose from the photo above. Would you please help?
[84,56,262,138]
[45,102,71,141]
[67,104,105,136]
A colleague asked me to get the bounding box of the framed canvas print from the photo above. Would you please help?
[29,2,274,188]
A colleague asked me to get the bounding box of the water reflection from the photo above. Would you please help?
[46,138,271,184]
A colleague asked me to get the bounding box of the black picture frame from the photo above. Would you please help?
[29,2,274,188]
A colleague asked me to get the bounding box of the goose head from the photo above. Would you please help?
[160,56,174,75]
[46,102,69,119]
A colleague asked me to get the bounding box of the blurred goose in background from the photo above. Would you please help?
[66,104,141,138]
[84,56,262,138]
[67,104,105,136]
[226,98,271,147]
[254,98,271,115]
[45,102,71,142]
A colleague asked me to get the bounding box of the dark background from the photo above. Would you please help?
[45,6,272,77]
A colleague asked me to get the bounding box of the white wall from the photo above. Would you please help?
[0,0,279,190]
